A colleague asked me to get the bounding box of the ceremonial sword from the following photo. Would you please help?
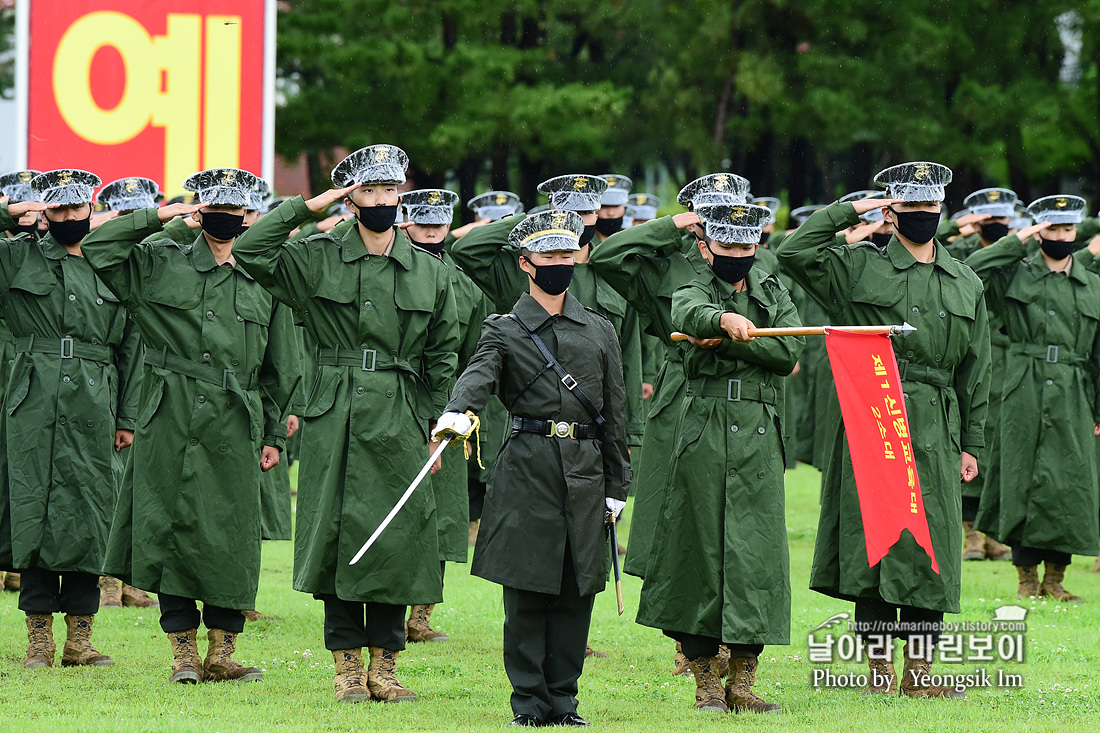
[349,412,480,566]
[671,323,915,341]
[608,511,624,615]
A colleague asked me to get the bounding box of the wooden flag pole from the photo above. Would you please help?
[670,323,915,341]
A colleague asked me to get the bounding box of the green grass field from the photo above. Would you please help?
[2,464,1098,731]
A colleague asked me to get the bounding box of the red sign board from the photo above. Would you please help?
[17,0,274,196]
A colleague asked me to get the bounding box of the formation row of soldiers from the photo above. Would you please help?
[0,147,1096,725]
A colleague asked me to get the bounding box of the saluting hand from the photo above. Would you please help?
[845,221,882,244]
[305,185,358,214]
[157,202,204,222]
[260,445,280,472]
[960,451,978,483]
[1015,221,1052,244]
[850,197,902,216]
[6,200,54,218]
[672,212,700,229]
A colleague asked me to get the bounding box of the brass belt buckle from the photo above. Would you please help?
[553,421,574,439]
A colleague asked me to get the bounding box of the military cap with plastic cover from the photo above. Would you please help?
[467,190,522,221]
[600,174,632,206]
[628,193,660,221]
[248,179,272,211]
[751,196,782,215]
[963,188,1017,219]
[403,189,459,225]
[0,170,42,203]
[1010,203,1033,232]
[509,209,584,253]
[99,177,161,211]
[873,161,952,203]
[266,196,291,214]
[676,173,751,208]
[538,174,608,212]
[331,144,409,187]
[527,204,550,216]
[183,168,259,208]
[1028,195,1087,226]
[31,170,101,206]
[790,204,825,226]
[695,202,774,245]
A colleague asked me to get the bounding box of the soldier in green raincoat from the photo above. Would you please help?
[777,162,991,699]
[398,188,487,644]
[0,171,141,669]
[636,201,801,715]
[232,145,459,704]
[82,167,300,686]
[437,208,631,727]
[0,170,44,595]
[969,195,1100,602]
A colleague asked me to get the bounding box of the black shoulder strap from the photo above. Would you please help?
[508,312,606,428]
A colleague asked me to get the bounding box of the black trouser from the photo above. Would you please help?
[961,496,980,523]
[502,544,595,721]
[664,631,763,660]
[18,568,99,616]
[318,595,406,651]
[159,594,245,634]
[854,598,943,649]
[1012,546,1072,567]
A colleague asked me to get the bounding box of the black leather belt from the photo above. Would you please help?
[512,417,600,440]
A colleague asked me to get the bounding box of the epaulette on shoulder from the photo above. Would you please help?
[147,236,193,252]
[582,305,613,325]
[302,231,339,246]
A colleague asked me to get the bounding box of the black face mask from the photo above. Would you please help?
[758,231,771,246]
[1039,237,1074,261]
[48,217,91,245]
[707,245,755,285]
[412,239,446,256]
[870,232,893,248]
[356,204,398,233]
[579,224,596,247]
[595,217,623,236]
[522,257,574,295]
[201,212,245,241]
[10,221,40,237]
[889,207,939,245]
[979,222,1009,243]
[237,225,250,236]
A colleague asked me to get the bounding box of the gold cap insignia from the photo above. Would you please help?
[914,164,931,181]
[221,170,237,186]
[636,195,647,205]
[18,171,32,183]
[987,190,1000,202]
[729,206,747,222]
[606,177,617,187]
[551,211,568,228]
[374,148,390,162]
[1056,197,1068,208]
[57,171,72,186]
[573,177,588,191]
[125,178,138,193]
[427,191,442,205]
[714,175,730,191]
[495,193,508,205]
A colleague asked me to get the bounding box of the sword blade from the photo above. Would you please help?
[349,438,450,565]
[609,513,624,615]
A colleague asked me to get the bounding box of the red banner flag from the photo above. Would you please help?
[825,330,939,573]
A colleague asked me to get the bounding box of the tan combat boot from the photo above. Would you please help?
[332,649,371,703]
[202,629,263,682]
[1016,565,1040,599]
[962,521,985,561]
[898,644,966,699]
[716,644,731,677]
[724,656,781,713]
[243,610,271,622]
[23,614,55,669]
[686,656,728,712]
[366,647,417,702]
[1039,563,1083,603]
[61,615,113,666]
[585,643,608,659]
[121,584,159,608]
[672,642,691,676]
[862,644,897,695]
[99,577,123,608]
[406,604,448,642]
[3,571,21,591]
[984,536,1012,561]
[168,629,202,683]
